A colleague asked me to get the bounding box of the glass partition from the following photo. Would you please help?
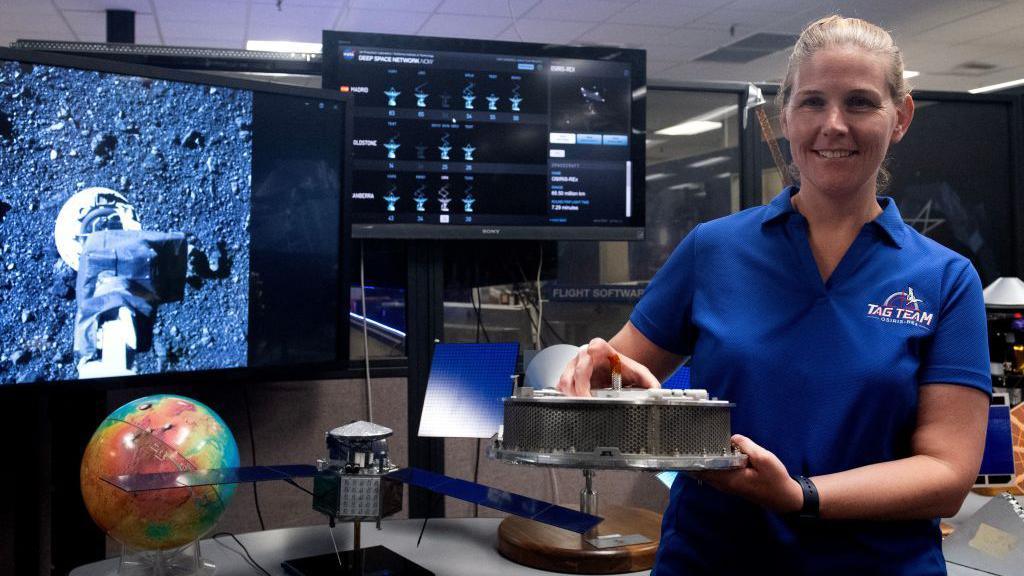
[756,91,1016,285]
[442,88,744,351]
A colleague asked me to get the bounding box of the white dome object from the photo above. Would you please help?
[983,277,1024,308]
[329,421,393,440]
[524,344,582,390]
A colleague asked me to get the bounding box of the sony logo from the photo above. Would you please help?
[482,229,501,235]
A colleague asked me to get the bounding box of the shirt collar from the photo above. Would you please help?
[760,186,906,248]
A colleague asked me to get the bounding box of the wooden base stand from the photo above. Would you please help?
[497,504,662,574]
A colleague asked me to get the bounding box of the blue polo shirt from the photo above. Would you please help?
[632,187,990,575]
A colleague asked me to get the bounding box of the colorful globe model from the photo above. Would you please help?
[80,394,240,550]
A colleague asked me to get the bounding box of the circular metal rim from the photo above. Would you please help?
[487,445,747,471]
[503,395,735,407]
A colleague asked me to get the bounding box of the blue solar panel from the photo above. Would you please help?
[103,465,318,492]
[387,467,602,534]
[656,471,678,489]
[979,405,1014,476]
[662,366,691,390]
[418,342,519,438]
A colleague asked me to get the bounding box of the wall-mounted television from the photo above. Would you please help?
[0,48,352,386]
[322,31,645,240]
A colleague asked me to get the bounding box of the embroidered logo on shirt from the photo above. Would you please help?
[866,286,934,329]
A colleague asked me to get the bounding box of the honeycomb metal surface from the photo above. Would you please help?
[501,400,732,456]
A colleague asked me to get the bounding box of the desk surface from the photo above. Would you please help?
[71,518,649,576]
[71,494,1002,576]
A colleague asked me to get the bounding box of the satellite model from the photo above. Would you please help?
[104,420,601,576]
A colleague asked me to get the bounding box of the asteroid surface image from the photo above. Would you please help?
[0,60,252,384]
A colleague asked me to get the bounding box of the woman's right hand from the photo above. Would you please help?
[557,337,661,397]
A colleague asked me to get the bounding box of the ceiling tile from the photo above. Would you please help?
[62,10,106,42]
[333,8,432,35]
[898,39,1011,74]
[522,0,631,23]
[690,7,793,30]
[134,12,161,44]
[577,24,680,47]
[161,19,245,42]
[494,19,596,44]
[726,0,823,12]
[0,0,1017,93]
[249,2,341,30]
[437,0,539,18]
[911,2,1024,45]
[0,8,65,34]
[247,24,323,44]
[348,0,443,12]
[961,25,1024,50]
[842,0,1003,37]
[418,14,513,39]
[251,0,351,5]
[655,47,789,84]
[642,43,709,62]
[152,0,247,24]
[609,0,726,27]
[1,1,62,15]
[53,0,152,11]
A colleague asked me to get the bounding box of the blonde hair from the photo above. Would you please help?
[777,15,911,109]
[777,16,911,192]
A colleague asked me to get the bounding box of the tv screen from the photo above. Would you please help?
[322,31,645,240]
[0,48,351,386]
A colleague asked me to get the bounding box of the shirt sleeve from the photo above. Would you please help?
[629,226,699,356]
[918,260,991,394]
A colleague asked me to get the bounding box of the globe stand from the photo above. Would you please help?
[115,539,214,576]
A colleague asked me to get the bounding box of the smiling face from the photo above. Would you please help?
[781,46,913,200]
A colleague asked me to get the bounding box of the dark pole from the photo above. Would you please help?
[406,241,445,518]
[106,10,135,44]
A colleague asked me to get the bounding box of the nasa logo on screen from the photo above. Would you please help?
[342,48,356,60]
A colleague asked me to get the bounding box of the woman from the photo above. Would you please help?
[559,16,990,574]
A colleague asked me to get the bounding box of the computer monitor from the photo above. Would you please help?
[0,48,351,386]
[322,31,645,240]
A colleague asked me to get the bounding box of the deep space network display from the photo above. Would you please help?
[324,32,645,239]
[0,54,347,385]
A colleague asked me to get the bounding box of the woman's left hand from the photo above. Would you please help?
[694,434,805,515]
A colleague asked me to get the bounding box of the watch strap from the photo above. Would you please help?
[793,475,820,519]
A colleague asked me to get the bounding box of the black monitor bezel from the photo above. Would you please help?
[0,47,354,391]
[322,30,646,241]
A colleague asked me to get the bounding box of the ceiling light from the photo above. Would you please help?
[687,156,729,169]
[655,104,736,136]
[903,70,919,79]
[969,78,1024,94]
[656,120,722,136]
[645,172,673,182]
[646,138,667,148]
[247,40,322,53]
[691,104,736,122]
[668,182,702,191]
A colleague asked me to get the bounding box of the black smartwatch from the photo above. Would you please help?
[793,475,820,519]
